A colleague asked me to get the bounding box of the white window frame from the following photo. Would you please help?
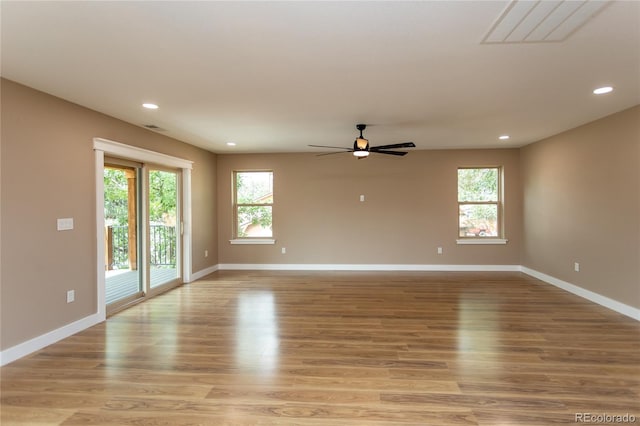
[230,170,275,245]
[456,166,508,245]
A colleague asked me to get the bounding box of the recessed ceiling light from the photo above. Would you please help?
[499,135,510,140]
[593,86,613,95]
[226,142,236,146]
[142,103,159,109]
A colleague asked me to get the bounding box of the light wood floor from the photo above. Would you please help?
[2,271,639,425]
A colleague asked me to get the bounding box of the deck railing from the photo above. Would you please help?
[107,225,130,269]
[150,225,177,268]
[105,225,176,270]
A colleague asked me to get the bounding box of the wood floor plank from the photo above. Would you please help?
[0,407,75,426]
[1,379,212,399]
[2,271,639,425]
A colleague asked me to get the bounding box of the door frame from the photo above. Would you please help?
[94,138,193,321]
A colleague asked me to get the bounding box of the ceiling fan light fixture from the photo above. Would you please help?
[353,137,370,158]
[355,137,369,150]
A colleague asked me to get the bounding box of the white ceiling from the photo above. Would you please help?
[1,1,639,154]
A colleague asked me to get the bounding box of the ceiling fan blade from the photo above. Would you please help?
[371,142,416,150]
[308,144,352,151]
[316,151,352,156]
[372,150,408,156]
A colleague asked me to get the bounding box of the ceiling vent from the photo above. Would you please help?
[143,124,166,132]
[482,0,611,44]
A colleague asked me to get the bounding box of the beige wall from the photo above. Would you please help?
[521,106,640,309]
[217,149,523,265]
[2,75,636,356]
[0,79,218,350]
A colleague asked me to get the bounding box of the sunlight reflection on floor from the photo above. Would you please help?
[235,291,279,376]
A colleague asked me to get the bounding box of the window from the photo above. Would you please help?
[457,167,502,239]
[233,171,273,239]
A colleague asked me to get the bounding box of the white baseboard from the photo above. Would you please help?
[217,263,521,272]
[0,312,103,367]
[521,267,640,321]
[188,264,219,282]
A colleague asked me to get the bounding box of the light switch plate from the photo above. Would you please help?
[57,218,74,231]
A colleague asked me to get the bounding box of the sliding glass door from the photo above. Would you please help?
[148,168,180,289]
[103,161,181,313]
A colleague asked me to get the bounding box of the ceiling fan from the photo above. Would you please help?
[309,124,416,158]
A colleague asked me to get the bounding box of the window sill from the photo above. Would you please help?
[230,239,276,245]
[456,238,508,245]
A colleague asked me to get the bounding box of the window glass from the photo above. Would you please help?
[457,168,498,202]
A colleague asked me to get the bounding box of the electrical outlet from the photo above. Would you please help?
[437,247,443,255]
[204,250,208,258]
[281,247,286,254]
[67,290,75,303]
[57,218,74,231]
[360,195,365,202]
[574,262,580,272]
